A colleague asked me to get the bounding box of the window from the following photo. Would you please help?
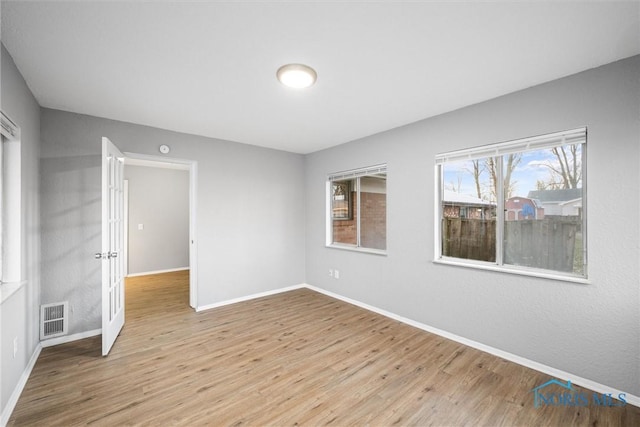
[435,128,587,280]
[1,111,21,287]
[328,164,387,253]
[0,134,3,283]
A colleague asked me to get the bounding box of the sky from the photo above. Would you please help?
[442,145,582,202]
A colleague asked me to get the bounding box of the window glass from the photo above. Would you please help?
[360,175,386,250]
[503,145,583,274]
[328,166,387,252]
[441,158,496,262]
[331,179,356,246]
[436,129,586,278]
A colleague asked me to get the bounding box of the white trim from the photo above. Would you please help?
[1,343,42,427]
[327,163,387,181]
[325,244,387,256]
[433,258,590,284]
[123,151,198,309]
[0,280,27,305]
[325,181,332,246]
[327,164,388,251]
[194,282,638,407]
[2,139,21,283]
[5,283,636,427]
[434,165,442,259]
[123,180,129,277]
[41,329,102,348]
[435,127,587,163]
[581,142,588,277]
[2,330,103,424]
[303,284,637,408]
[188,161,198,309]
[434,128,588,280]
[356,177,361,246]
[101,137,126,357]
[126,267,189,278]
[196,284,306,312]
[0,111,20,141]
[495,156,505,264]
[123,152,190,170]
[0,131,3,285]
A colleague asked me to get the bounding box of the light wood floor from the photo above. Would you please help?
[9,271,640,426]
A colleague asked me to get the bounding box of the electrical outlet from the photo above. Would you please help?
[335,270,340,279]
[13,337,18,358]
[329,269,333,277]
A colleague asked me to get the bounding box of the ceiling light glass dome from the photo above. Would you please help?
[277,64,317,89]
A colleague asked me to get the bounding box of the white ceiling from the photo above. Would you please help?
[2,1,639,154]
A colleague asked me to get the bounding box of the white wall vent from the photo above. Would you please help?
[40,302,69,340]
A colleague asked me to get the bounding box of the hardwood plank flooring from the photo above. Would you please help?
[8,271,640,426]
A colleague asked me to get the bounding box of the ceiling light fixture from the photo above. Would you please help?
[276,63,317,89]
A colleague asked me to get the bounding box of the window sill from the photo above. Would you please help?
[433,257,589,284]
[326,244,387,256]
[0,280,27,305]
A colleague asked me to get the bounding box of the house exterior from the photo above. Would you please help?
[505,196,545,220]
[527,189,582,218]
[442,190,495,219]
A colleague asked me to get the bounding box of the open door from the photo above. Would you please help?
[98,137,125,356]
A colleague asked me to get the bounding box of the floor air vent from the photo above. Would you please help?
[40,302,69,340]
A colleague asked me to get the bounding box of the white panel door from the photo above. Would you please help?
[101,137,125,356]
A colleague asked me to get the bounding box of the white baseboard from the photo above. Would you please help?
[5,282,636,427]
[126,267,189,278]
[41,329,102,348]
[303,284,640,408]
[196,284,306,312]
[194,282,639,407]
[2,329,102,425]
[1,343,42,427]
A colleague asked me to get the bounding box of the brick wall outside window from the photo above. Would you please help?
[361,192,386,250]
[332,191,386,249]
[332,191,357,245]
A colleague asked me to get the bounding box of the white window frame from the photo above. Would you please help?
[326,164,387,255]
[0,133,3,284]
[0,111,21,293]
[434,128,588,283]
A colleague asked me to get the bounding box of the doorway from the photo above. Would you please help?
[122,153,198,309]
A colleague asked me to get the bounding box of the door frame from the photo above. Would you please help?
[123,151,198,309]
[123,179,129,277]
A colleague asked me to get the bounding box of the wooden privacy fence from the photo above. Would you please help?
[442,218,496,262]
[443,218,580,272]
[504,219,579,272]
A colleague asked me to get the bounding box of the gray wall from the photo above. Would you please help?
[305,56,640,396]
[0,44,41,415]
[4,34,638,417]
[40,108,306,334]
[124,165,189,275]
